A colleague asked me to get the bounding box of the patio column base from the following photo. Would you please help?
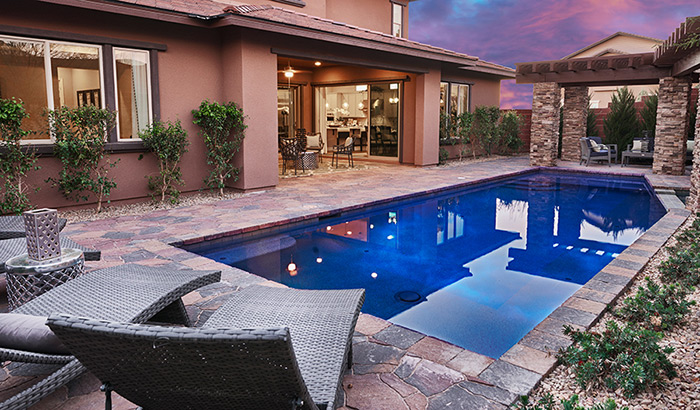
[530,82,561,167]
[561,86,587,162]
[653,76,691,176]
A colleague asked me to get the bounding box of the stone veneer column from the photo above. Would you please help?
[530,82,561,167]
[688,93,700,212]
[653,76,692,175]
[560,86,588,162]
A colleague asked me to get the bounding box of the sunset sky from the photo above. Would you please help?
[408,1,699,109]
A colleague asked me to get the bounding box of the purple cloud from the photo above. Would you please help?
[409,0,698,108]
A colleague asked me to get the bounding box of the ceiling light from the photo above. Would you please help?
[314,61,322,66]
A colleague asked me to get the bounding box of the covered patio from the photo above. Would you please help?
[515,16,700,212]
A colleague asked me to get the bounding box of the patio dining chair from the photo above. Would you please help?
[47,285,365,410]
[280,137,304,175]
[0,215,68,240]
[0,264,221,410]
[579,137,611,166]
[305,132,325,163]
[331,136,354,168]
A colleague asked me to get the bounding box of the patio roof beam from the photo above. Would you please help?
[671,49,700,77]
[516,65,672,86]
[271,47,429,74]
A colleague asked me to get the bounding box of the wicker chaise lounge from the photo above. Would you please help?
[0,236,101,273]
[0,264,221,410]
[0,215,68,240]
[47,285,365,410]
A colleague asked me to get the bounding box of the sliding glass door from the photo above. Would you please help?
[369,82,400,158]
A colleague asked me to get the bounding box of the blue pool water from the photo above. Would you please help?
[187,171,666,358]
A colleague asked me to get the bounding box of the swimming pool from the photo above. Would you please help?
[186,171,666,358]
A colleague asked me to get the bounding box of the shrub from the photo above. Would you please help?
[603,87,640,157]
[438,147,449,165]
[139,120,189,204]
[0,98,39,214]
[512,394,628,410]
[47,106,117,213]
[615,277,695,331]
[658,248,700,287]
[559,321,675,398]
[192,100,246,196]
[638,92,657,139]
[473,106,502,156]
[499,110,523,154]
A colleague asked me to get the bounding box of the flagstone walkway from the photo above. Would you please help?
[0,156,692,409]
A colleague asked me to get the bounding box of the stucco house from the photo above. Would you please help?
[563,32,663,108]
[0,0,514,209]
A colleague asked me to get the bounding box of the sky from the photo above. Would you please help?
[408,0,699,109]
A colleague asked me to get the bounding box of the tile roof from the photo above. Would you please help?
[59,0,514,75]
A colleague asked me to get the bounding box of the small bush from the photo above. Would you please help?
[658,248,700,287]
[512,394,627,410]
[473,106,501,156]
[559,321,675,398]
[47,106,118,213]
[615,277,695,331]
[140,120,189,204]
[0,98,39,214]
[438,147,449,165]
[499,110,523,154]
[192,100,246,196]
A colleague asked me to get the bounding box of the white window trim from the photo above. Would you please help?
[0,34,103,144]
[112,47,153,141]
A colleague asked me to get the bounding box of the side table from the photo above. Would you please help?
[5,248,85,310]
[297,151,318,170]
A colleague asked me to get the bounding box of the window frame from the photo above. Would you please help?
[0,25,164,154]
[112,47,153,142]
[440,80,472,117]
[391,2,404,37]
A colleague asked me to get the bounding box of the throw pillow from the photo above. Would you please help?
[632,140,643,151]
[590,140,601,152]
[0,313,69,355]
[306,134,320,149]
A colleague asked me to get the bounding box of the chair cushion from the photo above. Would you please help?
[344,137,353,147]
[0,313,69,355]
[306,134,320,149]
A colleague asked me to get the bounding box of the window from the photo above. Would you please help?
[0,33,155,145]
[0,36,103,141]
[392,3,404,37]
[440,81,471,117]
[114,48,152,140]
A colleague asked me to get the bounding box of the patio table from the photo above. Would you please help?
[5,248,84,310]
[621,150,653,166]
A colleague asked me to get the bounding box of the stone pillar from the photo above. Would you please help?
[688,94,700,212]
[561,86,588,162]
[530,82,561,167]
[653,76,692,175]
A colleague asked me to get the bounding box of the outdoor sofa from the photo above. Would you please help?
[48,285,365,410]
[0,264,221,410]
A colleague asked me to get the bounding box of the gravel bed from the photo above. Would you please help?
[530,214,700,409]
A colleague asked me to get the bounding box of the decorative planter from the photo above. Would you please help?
[23,208,61,261]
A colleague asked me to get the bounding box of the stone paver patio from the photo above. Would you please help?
[0,156,692,409]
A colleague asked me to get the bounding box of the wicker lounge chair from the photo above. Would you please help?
[47,285,365,410]
[0,264,221,410]
[588,136,617,164]
[0,215,68,240]
[579,137,611,166]
[0,236,101,273]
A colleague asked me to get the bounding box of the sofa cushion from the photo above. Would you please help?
[0,313,69,355]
